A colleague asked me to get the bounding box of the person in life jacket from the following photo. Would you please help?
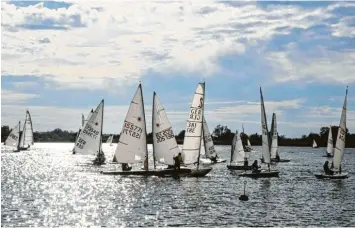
[174,153,183,170]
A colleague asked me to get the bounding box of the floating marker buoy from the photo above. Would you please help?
[239,180,249,201]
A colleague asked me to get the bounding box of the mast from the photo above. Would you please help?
[196,82,205,170]
[99,99,104,153]
[27,110,34,145]
[17,121,21,150]
[140,83,149,171]
[152,92,157,170]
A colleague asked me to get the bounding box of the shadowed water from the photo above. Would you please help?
[1,143,355,227]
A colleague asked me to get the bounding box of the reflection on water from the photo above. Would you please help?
[1,143,355,226]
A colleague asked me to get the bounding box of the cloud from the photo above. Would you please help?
[2,1,351,89]
[1,89,39,104]
[331,15,355,38]
[266,46,355,84]
[11,81,40,89]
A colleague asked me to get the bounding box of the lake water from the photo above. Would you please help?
[1,143,355,227]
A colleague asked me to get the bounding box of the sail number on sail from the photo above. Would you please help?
[9,133,18,141]
[123,121,143,139]
[339,128,346,142]
[187,108,202,133]
[156,127,174,143]
[76,138,86,149]
[82,124,100,139]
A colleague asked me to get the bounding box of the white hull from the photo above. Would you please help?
[314,172,348,179]
[200,158,226,164]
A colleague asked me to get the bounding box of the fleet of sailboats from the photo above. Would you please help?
[2,84,351,180]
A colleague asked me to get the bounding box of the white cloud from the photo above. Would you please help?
[331,15,355,38]
[1,1,347,89]
[266,46,355,84]
[1,89,39,104]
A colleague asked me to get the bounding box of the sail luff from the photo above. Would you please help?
[332,87,348,170]
[152,92,157,169]
[327,125,334,155]
[260,87,271,164]
[196,82,205,170]
[99,99,104,153]
[139,84,149,170]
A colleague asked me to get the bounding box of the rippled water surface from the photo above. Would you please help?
[2,143,355,227]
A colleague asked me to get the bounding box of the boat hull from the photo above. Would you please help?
[189,168,213,177]
[200,158,227,164]
[18,147,30,151]
[227,165,252,170]
[322,155,333,158]
[100,168,191,176]
[271,159,291,163]
[239,170,280,178]
[314,172,348,179]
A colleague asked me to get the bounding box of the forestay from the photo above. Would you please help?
[327,126,334,155]
[202,117,217,158]
[19,110,34,148]
[114,84,147,164]
[152,92,180,165]
[74,100,104,155]
[270,113,278,159]
[260,87,271,164]
[5,122,20,147]
[230,131,245,163]
[182,83,205,165]
[332,87,348,170]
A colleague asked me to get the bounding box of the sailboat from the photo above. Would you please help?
[242,125,257,153]
[315,87,348,179]
[17,110,34,151]
[4,110,34,152]
[73,100,106,165]
[4,121,21,152]
[240,87,279,178]
[227,130,252,170]
[181,82,212,177]
[269,113,290,163]
[322,126,334,157]
[312,139,318,148]
[73,109,93,154]
[106,135,114,146]
[199,116,227,164]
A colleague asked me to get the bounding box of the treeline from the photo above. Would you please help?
[1,125,355,148]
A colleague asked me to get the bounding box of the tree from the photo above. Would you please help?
[1,125,10,142]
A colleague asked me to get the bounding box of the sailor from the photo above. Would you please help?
[275,154,280,162]
[251,160,260,173]
[210,155,218,163]
[174,153,183,170]
[244,157,248,167]
[323,161,334,175]
[122,163,131,171]
[143,156,148,170]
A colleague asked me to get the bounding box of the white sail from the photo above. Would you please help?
[260,87,271,164]
[152,92,180,166]
[74,100,104,155]
[202,116,217,158]
[231,131,245,163]
[19,110,34,148]
[114,84,148,164]
[332,87,348,170]
[327,126,334,155]
[247,139,251,147]
[270,113,278,159]
[106,135,113,144]
[5,122,21,147]
[312,139,318,148]
[182,83,205,165]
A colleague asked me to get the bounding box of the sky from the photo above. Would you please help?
[1,0,355,138]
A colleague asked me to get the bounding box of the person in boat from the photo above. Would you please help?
[251,160,260,173]
[173,153,183,170]
[244,157,249,167]
[323,161,334,175]
[275,154,280,162]
[143,156,148,170]
[122,163,132,171]
[210,154,218,163]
